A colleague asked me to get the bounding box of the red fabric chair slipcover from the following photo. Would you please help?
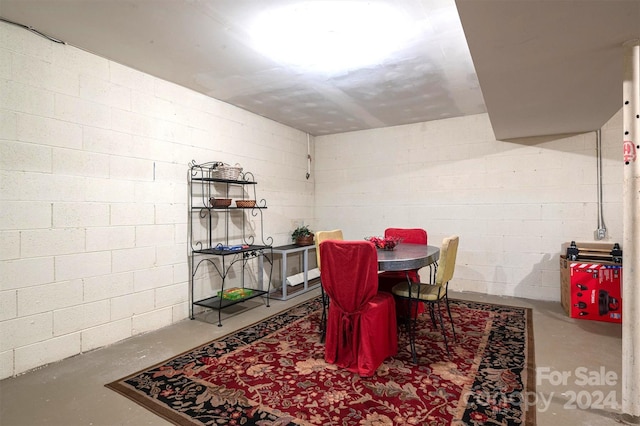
[320,240,398,377]
[378,228,428,289]
[378,228,428,316]
[384,227,428,244]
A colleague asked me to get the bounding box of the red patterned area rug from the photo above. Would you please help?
[107,296,535,426]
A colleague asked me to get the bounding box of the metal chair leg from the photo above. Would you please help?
[409,299,420,364]
[444,292,456,341]
[436,300,451,357]
[320,286,328,343]
[428,303,437,328]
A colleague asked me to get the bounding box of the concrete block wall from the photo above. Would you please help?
[0,22,313,379]
[314,113,624,301]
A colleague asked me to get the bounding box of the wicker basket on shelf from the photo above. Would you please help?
[212,163,243,180]
[209,197,232,208]
[235,200,256,208]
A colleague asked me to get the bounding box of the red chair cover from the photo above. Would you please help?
[384,228,428,245]
[320,240,398,377]
[378,228,428,316]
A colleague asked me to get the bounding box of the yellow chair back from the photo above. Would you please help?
[315,229,344,271]
[435,235,459,285]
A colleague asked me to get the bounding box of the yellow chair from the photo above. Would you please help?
[315,229,344,271]
[315,229,343,342]
[392,235,459,362]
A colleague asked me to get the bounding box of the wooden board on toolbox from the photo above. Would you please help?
[562,241,622,263]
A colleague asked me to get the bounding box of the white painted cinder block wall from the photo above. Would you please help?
[314,113,624,301]
[0,23,314,379]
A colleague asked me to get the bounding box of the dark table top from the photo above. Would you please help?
[377,243,439,272]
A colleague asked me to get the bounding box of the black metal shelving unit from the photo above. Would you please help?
[188,160,273,326]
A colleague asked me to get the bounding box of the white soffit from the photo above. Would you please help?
[456,0,640,140]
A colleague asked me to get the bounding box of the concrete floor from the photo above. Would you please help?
[0,290,624,426]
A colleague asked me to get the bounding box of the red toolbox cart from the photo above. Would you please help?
[560,241,623,324]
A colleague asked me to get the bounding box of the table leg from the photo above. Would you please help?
[404,271,419,364]
[302,248,309,290]
[281,251,288,299]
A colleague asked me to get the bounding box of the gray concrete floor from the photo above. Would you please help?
[0,290,623,426]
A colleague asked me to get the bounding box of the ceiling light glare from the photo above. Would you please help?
[251,1,417,74]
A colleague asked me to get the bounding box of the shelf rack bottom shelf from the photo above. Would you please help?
[192,289,269,326]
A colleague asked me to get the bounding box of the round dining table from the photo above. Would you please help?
[377,243,440,273]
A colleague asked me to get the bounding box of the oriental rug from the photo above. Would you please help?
[107,297,535,426]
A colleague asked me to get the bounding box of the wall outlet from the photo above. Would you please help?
[594,228,607,240]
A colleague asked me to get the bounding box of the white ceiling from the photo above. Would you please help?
[1,0,638,139]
